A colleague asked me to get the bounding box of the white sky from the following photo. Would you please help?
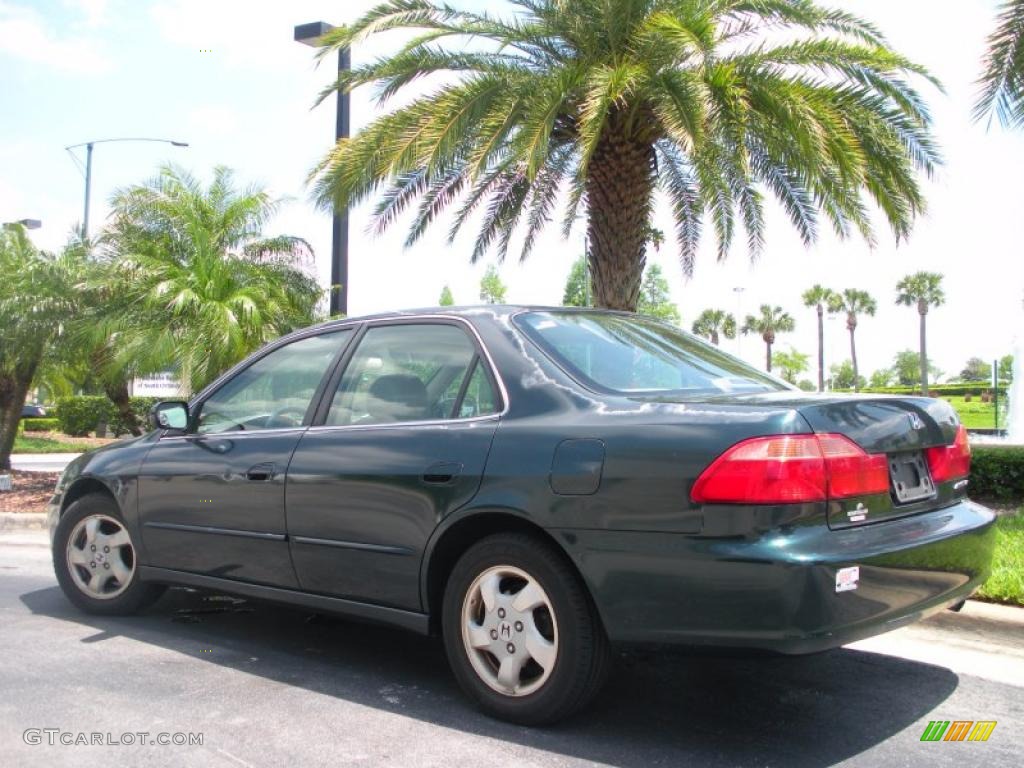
[2,0,1022,379]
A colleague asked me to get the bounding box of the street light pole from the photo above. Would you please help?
[295,21,351,317]
[65,137,189,238]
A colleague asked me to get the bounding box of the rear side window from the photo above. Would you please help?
[326,323,499,426]
[515,311,785,396]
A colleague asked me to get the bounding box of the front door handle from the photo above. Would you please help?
[245,462,275,482]
[422,461,462,485]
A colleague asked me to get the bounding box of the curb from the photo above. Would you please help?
[0,512,47,532]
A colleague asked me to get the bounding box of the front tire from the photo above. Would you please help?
[53,493,164,615]
[442,533,611,725]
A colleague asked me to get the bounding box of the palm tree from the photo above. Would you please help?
[896,272,945,395]
[742,305,795,372]
[827,289,876,393]
[801,285,836,392]
[0,227,82,469]
[309,0,940,311]
[975,0,1024,128]
[103,165,323,394]
[691,309,737,346]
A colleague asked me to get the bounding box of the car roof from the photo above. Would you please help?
[313,305,637,330]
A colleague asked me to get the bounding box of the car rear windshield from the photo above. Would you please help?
[515,311,787,396]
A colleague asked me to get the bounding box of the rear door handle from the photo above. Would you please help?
[422,461,462,485]
[245,462,275,482]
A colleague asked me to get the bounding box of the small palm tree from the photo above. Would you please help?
[896,272,945,395]
[0,227,82,469]
[309,0,940,311]
[828,289,877,393]
[975,0,1024,128]
[742,305,795,372]
[104,165,323,393]
[802,285,837,392]
[691,309,737,346]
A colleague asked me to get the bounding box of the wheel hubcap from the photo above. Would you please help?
[461,565,558,697]
[66,514,135,600]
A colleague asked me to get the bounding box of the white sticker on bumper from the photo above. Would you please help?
[836,566,860,593]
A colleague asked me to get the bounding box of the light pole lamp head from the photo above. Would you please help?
[294,21,335,47]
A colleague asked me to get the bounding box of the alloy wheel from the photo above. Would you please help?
[460,565,559,697]
[65,514,136,600]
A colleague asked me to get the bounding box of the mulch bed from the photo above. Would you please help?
[0,470,60,514]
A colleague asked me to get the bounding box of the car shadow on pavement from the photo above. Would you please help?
[21,585,958,767]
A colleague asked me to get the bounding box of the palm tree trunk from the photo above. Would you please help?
[849,325,859,393]
[816,305,825,392]
[0,372,36,472]
[585,134,656,311]
[711,330,720,346]
[919,303,929,396]
[766,341,773,372]
[104,380,143,437]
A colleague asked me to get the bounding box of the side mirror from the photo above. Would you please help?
[150,401,189,432]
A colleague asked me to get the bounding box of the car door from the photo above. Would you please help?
[286,319,503,610]
[138,329,353,588]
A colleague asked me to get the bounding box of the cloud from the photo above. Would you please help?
[186,104,238,138]
[62,0,110,28]
[0,1,113,73]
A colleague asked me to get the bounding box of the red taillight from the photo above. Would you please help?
[925,424,971,483]
[691,434,889,505]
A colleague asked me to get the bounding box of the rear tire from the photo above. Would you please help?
[53,493,164,615]
[442,532,611,725]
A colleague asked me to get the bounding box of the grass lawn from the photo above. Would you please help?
[12,434,87,453]
[12,431,114,454]
[942,395,1008,430]
[976,512,1024,607]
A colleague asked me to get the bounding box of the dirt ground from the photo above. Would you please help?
[0,470,60,514]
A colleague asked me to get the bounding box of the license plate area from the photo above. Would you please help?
[889,451,936,504]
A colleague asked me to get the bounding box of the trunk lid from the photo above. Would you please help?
[644,391,966,528]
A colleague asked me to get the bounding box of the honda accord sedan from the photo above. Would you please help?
[49,307,995,724]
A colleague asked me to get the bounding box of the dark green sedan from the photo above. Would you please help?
[49,307,994,724]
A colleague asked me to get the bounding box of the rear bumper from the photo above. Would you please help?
[558,499,996,654]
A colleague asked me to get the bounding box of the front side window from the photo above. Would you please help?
[515,311,785,396]
[195,331,349,434]
[326,323,499,426]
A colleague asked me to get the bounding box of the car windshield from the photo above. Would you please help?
[516,311,787,396]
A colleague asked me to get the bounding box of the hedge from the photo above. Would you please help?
[838,383,1010,398]
[55,396,161,437]
[20,417,61,433]
[970,445,1024,502]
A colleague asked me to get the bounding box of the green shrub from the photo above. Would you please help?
[56,395,162,437]
[970,445,1024,502]
[20,417,60,432]
[56,396,113,436]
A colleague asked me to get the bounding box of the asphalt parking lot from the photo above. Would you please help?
[2,530,1021,767]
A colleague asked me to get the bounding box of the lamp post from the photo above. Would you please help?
[295,21,351,317]
[65,137,189,238]
[2,219,41,230]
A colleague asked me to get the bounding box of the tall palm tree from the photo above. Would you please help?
[827,288,876,393]
[896,272,945,395]
[310,0,939,311]
[742,305,795,372]
[103,165,323,394]
[801,285,837,392]
[975,0,1024,128]
[691,309,736,346]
